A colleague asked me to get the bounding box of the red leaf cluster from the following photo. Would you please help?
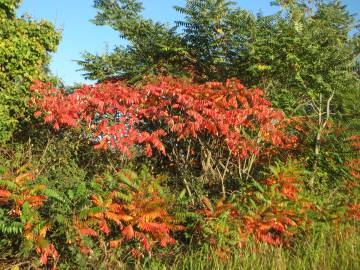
[0,170,58,266]
[31,77,296,159]
[345,136,360,221]
[266,173,300,201]
[73,171,183,257]
[242,209,300,246]
[346,135,360,181]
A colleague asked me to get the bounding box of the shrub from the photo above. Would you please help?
[30,77,297,200]
[0,163,182,268]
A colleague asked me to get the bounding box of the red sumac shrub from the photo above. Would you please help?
[239,162,314,246]
[30,77,296,160]
[0,169,58,266]
[345,135,360,221]
[72,169,184,257]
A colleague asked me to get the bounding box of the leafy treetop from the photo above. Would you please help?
[0,0,61,143]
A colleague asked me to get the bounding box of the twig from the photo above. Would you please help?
[4,260,31,270]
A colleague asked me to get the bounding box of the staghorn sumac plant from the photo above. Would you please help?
[346,135,360,182]
[189,161,314,253]
[31,77,297,197]
[193,197,241,259]
[30,79,167,158]
[239,161,314,246]
[344,135,360,221]
[0,166,58,267]
[73,168,184,258]
[0,162,183,267]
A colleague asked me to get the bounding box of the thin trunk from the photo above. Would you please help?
[310,93,334,187]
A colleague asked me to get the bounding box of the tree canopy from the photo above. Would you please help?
[0,0,61,143]
[79,0,359,118]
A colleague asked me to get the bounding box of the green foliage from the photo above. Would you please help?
[81,0,359,130]
[140,225,360,270]
[0,0,21,18]
[1,0,359,268]
[79,0,189,83]
[80,2,360,184]
[0,2,60,143]
[174,0,252,81]
[250,1,359,119]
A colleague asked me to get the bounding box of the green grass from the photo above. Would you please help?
[141,224,360,270]
[0,224,358,269]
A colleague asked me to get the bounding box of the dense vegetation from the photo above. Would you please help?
[0,0,359,269]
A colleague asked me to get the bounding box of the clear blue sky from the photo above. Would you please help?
[17,0,360,86]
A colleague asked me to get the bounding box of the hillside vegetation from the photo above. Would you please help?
[0,0,359,269]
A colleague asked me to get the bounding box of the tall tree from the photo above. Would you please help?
[80,0,359,121]
[174,0,253,81]
[81,0,358,98]
[79,0,189,83]
[249,0,360,116]
[0,0,61,143]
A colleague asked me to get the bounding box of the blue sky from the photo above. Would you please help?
[17,0,360,86]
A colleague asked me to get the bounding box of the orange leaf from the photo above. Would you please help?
[131,248,143,258]
[141,236,151,251]
[79,228,98,237]
[138,221,170,234]
[202,197,213,211]
[105,212,133,224]
[279,217,297,227]
[142,209,167,221]
[39,224,50,238]
[91,194,102,206]
[40,252,48,265]
[34,111,42,117]
[109,239,122,248]
[99,221,110,235]
[27,195,47,207]
[0,190,10,198]
[122,224,134,240]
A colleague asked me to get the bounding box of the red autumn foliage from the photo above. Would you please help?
[243,171,311,245]
[347,204,360,221]
[38,243,58,266]
[345,135,360,220]
[236,164,313,247]
[0,169,58,266]
[242,209,301,246]
[266,173,301,201]
[30,77,296,160]
[196,181,308,249]
[346,135,360,181]
[72,170,183,256]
